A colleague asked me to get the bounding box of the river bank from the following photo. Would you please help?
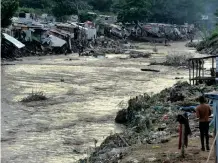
[79,81,217,163]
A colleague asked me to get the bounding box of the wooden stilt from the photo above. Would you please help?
[189,60,191,84]
[198,61,201,77]
[202,59,204,77]
[192,61,195,85]
[196,61,198,84]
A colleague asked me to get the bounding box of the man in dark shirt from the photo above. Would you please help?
[196,96,212,151]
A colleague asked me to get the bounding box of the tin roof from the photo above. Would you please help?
[3,33,25,49]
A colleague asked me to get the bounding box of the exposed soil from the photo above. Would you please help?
[1,41,211,163]
[120,137,215,163]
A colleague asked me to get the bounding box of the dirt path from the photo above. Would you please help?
[120,137,215,163]
[1,41,204,163]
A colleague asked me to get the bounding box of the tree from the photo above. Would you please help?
[111,0,125,13]
[19,0,51,9]
[149,0,204,24]
[78,11,97,22]
[51,0,78,19]
[1,0,19,28]
[88,0,112,12]
[117,0,151,23]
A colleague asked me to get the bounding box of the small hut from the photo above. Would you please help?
[188,55,218,85]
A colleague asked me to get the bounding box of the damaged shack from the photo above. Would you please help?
[188,55,218,85]
[2,33,25,59]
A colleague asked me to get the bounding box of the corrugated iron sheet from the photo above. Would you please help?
[49,35,66,47]
[3,33,25,49]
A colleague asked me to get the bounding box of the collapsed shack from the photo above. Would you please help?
[188,55,218,85]
[125,23,195,43]
[97,23,129,40]
[2,21,92,59]
[12,24,48,56]
[1,33,25,59]
[80,82,218,163]
[55,23,87,53]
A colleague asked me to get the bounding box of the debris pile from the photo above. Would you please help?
[185,41,198,48]
[80,82,217,163]
[196,35,218,55]
[128,23,195,42]
[129,51,152,58]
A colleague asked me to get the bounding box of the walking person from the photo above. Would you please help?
[196,96,212,151]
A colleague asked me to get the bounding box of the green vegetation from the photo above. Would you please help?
[117,0,151,23]
[0,0,211,25]
[52,0,78,20]
[196,9,218,55]
[2,0,218,27]
[1,0,19,28]
[88,0,112,12]
[78,11,97,22]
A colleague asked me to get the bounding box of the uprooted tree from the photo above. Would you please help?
[1,0,19,28]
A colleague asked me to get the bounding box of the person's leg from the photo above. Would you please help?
[199,122,205,151]
[205,122,210,150]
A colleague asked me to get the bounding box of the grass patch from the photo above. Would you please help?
[150,51,193,67]
[164,52,193,66]
[21,91,47,103]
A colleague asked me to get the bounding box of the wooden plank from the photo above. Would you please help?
[189,55,218,61]
[189,60,191,84]
[190,77,215,80]
[192,61,195,85]
[141,68,160,72]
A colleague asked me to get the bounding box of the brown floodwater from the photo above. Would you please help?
[1,42,206,163]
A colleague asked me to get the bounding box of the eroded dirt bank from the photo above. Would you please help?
[1,42,202,163]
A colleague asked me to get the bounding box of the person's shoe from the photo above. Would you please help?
[206,145,210,151]
[201,147,205,151]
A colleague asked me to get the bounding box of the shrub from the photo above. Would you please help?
[21,91,47,102]
[164,51,194,67]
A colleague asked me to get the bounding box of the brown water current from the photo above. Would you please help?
[1,42,208,163]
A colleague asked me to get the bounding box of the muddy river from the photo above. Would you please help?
[1,42,206,163]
